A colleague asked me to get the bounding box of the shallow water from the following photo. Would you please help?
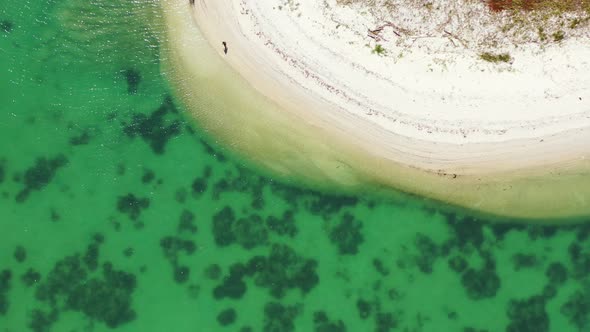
[1,1,589,331]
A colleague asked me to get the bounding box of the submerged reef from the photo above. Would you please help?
[30,235,137,330]
[213,244,319,299]
[0,270,11,316]
[313,311,347,332]
[123,96,182,155]
[3,10,590,330]
[263,302,300,332]
[2,87,589,331]
[122,68,141,94]
[117,193,150,221]
[15,155,68,203]
[328,213,364,255]
[217,308,237,326]
[3,95,590,332]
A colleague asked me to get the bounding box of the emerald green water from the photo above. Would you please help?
[1,1,589,331]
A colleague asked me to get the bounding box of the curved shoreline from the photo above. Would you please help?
[160,0,590,221]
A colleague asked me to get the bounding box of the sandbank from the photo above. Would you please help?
[159,0,590,222]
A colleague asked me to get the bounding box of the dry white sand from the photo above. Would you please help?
[160,0,590,221]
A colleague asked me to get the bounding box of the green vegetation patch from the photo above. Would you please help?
[372,44,386,55]
[479,52,512,63]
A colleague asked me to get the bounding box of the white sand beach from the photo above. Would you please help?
[160,0,590,221]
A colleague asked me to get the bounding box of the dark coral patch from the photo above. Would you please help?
[0,269,11,315]
[576,224,590,241]
[141,169,155,184]
[372,258,390,276]
[34,252,137,329]
[460,254,500,300]
[526,225,559,240]
[545,262,567,285]
[29,309,58,332]
[268,182,306,208]
[561,289,590,330]
[448,256,468,273]
[446,214,484,250]
[461,268,500,300]
[160,236,196,263]
[251,244,319,298]
[21,268,42,287]
[122,69,141,94]
[212,208,267,249]
[123,247,134,257]
[212,206,236,246]
[83,235,103,272]
[35,254,87,304]
[217,308,237,326]
[414,233,439,273]
[160,236,196,283]
[263,302,300,332]
[50,209,60,222]
[266,210,298,238]
[123,96,181,154]
[83,242,100,271]
[14,245,26,263]
[511,253,538,271]
[375,312,397,332]
[69,129,92,146]
[211,167,265,209]
[307,194,358,220]
[191,177,208,197]
[356,299,372,319]
[0,161,5,184]
[313,311,347,332]
[568,242,590,280]
[214,244,319,300]
[117,193,150,221]
[234,214,268,249]
[488,222,521,241]
[16,154,68,202]
[329,213,363,255]
[66,263,137,328]
[178,209,197,234]
[173,265,190,284]
[506,295,548,332]
[213,263,248,300]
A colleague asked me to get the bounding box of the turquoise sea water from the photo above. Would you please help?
[1,1,590,331]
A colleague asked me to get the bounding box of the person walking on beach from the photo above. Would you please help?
[222,41,228,54]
